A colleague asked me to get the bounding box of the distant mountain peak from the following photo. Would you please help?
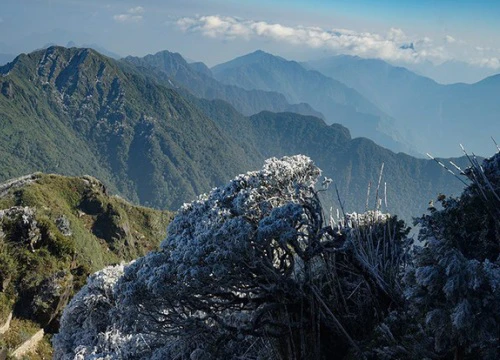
[399,42,415,51]
[213,50,290,72]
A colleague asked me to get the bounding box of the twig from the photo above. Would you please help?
[427,153,468,187]
[311,285,366,359]
[365,181,371,212]
[375,163,384,211]
[335,184,346,219]
[492,137,500,153]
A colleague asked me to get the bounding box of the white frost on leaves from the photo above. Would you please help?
[53,264,132,360]
[54,155,322,359]
[162,155,320,283]
[342,210,390,228]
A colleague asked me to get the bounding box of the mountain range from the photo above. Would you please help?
[211,50,415,155]
[0,46,470,221]
[403,59,499,85]
[306,55,500,157]
[0,46,265,209]
[124,50,323,119]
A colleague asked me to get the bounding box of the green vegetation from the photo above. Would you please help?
[0,46,257,210]
[0,173,172,356]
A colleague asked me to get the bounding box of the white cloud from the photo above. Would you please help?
[470,57,500,69]
[445,35,456,44]
[128,6,145,15]
[113,6,145,23]
[176,15,448,64]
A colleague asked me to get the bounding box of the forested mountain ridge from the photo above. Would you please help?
[0,46,260,209]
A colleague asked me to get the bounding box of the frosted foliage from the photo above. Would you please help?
[405,152,500,358]
[54,156,329,359]
[54,154,412,359]
[111,156,323,355]
[53,264,132,360]
[161,155,320,283]
[343,210,390,227]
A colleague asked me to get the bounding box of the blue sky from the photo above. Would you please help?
[1,0,500,78]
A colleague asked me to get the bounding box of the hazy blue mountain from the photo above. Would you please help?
[405,59,498,85]
[307,55,500,157]
[184,91,468,220]
[211,50,416,155]
[188,61,213,77]
[80,43,122,59]
[123,50,324,119]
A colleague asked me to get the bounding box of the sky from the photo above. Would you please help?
[2,0,500,82]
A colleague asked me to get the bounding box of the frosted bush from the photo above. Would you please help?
[404,152,500,359]
[54,155,410,359]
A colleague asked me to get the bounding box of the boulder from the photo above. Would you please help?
[55,215,72,236]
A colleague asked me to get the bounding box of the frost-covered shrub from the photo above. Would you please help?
[54,155,410,360]
[404,152,500,359]
[53,264,130,360]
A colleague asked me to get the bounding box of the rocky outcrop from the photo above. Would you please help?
[1,80,13,99]
[26,270,74,329]
[0,274,11,293]
[0,312,12,335]
[0,174,39,198]
[0,206,40,251]
[55,215,72,236]
[11,328,44,359]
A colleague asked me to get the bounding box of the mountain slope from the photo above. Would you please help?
[183,94,467,220]
[0,46,260,209]
[245,111,467,220]
[0,173,172,358]
[212,50,415,154]
[123,50,324,119]
[307,55,499,157]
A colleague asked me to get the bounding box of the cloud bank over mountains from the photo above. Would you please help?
[113,6,145,23]
[176,14,500,69]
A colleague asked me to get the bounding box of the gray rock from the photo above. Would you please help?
[0,207,40,250]
[55,215,72,236]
